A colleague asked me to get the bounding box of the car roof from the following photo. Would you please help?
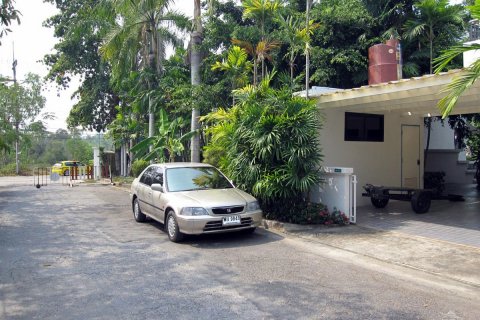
[150,162,214,169]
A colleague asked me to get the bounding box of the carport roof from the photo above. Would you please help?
[302,69,480,116]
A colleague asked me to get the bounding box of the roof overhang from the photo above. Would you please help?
[307,69,480,117]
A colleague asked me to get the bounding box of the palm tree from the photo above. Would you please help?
[232,38,280,85]
[276,15,320,84]
[403,0,465,75]
[277,15,303,83]
[241,0,281,80]
[212,45,253,91]
[434,1,480,118]
[190,0,202,162]
[101,0,188,141]
[242,0,280,37]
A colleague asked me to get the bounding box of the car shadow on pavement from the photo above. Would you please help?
[144,218,283,248]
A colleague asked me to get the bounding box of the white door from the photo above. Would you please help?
[401,125,420,188]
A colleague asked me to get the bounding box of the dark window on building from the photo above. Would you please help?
[345,112,384,142]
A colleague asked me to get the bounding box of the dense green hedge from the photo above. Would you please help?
[203,75,324,222]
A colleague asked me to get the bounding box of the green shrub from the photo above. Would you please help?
[0,163,32,176]
[424,171,445,195]
[202,74,324,222]
[131,159,149,177]
[264,203,349,225]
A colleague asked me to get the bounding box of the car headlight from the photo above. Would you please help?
[247,201,260,212]
[181,207,209,216]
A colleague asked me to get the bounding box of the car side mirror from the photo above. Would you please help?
[151,183,164,193]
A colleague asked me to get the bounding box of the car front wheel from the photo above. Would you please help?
[166,212,183,242]
[133,198,146,222]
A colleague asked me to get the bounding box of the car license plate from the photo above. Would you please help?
[222,215,241,226]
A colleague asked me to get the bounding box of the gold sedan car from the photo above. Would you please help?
[130,163,263,242]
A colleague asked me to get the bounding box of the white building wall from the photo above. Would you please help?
[463,39,480,68]
[424,120,455,150]
[318,109,423,206]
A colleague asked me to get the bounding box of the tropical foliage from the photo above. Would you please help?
[403,0,465,74]
[42,0,472,138]
[0,74,46,171]
[435,0,480,118]
[0,128,105,175]
[2,0,469,222]
[202,73,323,220]
[130,109,196,162]
[0,0,20,44]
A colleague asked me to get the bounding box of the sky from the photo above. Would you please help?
[0,0,192,132]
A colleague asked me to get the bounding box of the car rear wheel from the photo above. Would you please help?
[64,169,69,176]
[133,198,146,222]
[166,211,183,242]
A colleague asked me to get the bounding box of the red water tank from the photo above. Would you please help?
[368,43,398,85]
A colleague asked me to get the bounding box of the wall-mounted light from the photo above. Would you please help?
[407,111,412,116]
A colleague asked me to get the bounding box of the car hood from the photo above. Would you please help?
[170,188,256,208]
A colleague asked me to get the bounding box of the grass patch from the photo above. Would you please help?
[113,176,134,186]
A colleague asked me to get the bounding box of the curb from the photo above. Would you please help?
[262,218,351,233]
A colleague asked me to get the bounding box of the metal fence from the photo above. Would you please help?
[33,165,112,188]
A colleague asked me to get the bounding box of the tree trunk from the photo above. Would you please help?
[147,28,156,156]
[128,139,133,176]
[253,59,258,86]
[261,59,265,81]
[290,59,294,85]
[190,0,203,162]
[149,97,155,151]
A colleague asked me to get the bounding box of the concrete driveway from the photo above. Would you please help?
[356,183,480,248]
[4,180,480,319]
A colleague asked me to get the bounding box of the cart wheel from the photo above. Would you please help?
[411,191,431,214]
[371,197,389,208]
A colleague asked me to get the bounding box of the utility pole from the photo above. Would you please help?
[12,43,19,175]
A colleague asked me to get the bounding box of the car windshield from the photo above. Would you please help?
[166,167,234,192]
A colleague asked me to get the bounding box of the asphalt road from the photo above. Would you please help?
[1,182,479,319]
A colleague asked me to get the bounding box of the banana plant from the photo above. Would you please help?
[130,109,197,162]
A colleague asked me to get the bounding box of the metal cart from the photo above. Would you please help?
[362,184,464,214]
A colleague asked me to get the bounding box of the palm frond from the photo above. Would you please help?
[438,62,480,118]
[434,44,480,72]
[468,1,480,20]
[403,21,426,40]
